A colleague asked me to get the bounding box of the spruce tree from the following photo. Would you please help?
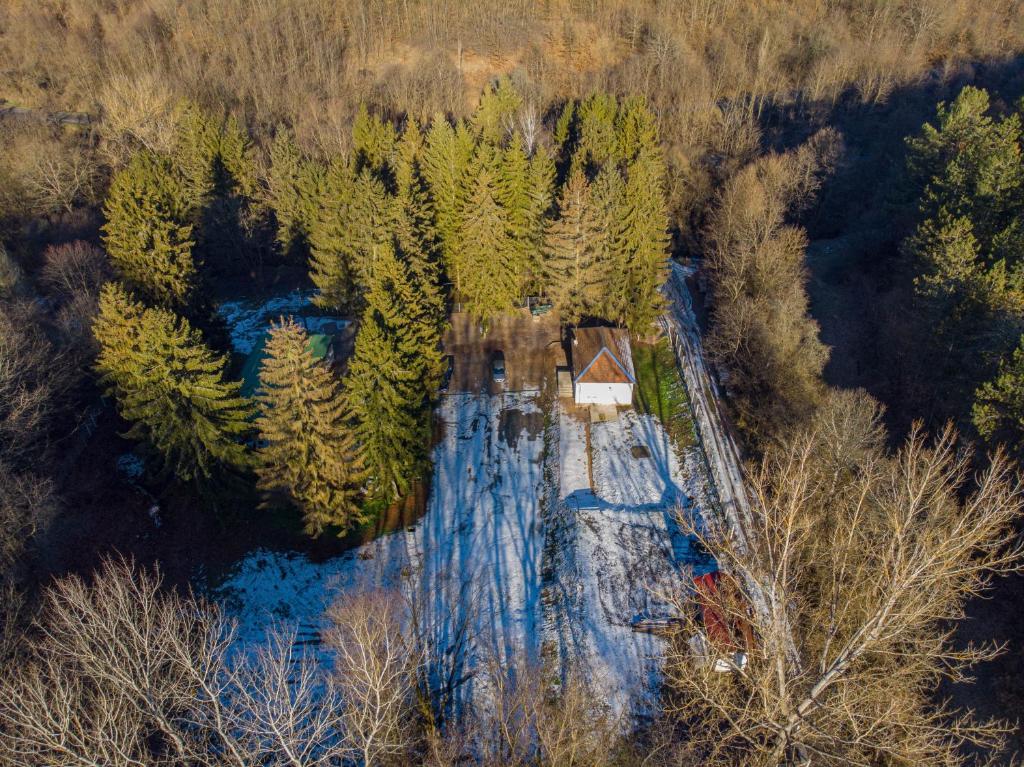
[102,152,197,310]
[172,101,257,207]
[605,148,670,331]
[345,243,437,501]
[543,167,602,324]
[393,119,445,324]
[422,117,475,290]
[308,160,390,312]
[615,95,660,164]
[496,133,535,288]
[93,283,252,481]
[459,148,521,321]
[577,92,619,169]
[256,318,365,535]
[267,128,322,259]
[590,162,626,306]
[553,101,575,153]
[472,76,522,145]
[171,100,221,212]
[218,114,258,199]
[973,336,1024,459]
[352,103,397,178]
[524,143,556,294]
[171,101,258,274]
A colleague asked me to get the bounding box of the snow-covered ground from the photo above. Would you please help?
[216,290,348,355]
[211,392,547,710]
[546,406,713,720]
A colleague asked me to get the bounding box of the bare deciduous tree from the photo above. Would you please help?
[326,589,419,766]
[662,398,1024,766]
[704,129,840,445]
[461,655,622,767]
[0,559,349,767]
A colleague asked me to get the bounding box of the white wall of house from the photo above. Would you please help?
[574,381,634,406]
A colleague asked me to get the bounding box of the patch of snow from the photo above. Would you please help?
[212,392,546,712]
[547,407,710,720]
[416,393,545,708]
[116,452,145,479]
[211,538,412,664]
[216,291,348,355]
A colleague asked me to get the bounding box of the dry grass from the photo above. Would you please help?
[2,0,1023,237]
[3,1,1022,154]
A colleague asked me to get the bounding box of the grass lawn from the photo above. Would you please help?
[632,337,695,450]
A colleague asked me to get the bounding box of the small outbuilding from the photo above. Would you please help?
[570,326,635,406]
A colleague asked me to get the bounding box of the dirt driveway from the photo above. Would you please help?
[443,309,563,394]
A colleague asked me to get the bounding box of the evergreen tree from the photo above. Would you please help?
[421,118,475,291]
[345,243,438,501]
[171,101,258,274]
[102,151,197,310]
[352,103,397,178]
[459,148,521,321]
[267,128,322,259]
[218,114,258,199]
[496,133,535,285]
[605,148,670,330]
[973,336,1024,459]
[906,210,986,321]
[590,162,626,299]
[543,167,602,324]
[615,95,660,164]
[906,86,1023,247]
[256,318,366,535]
[392,119,445,324]
[171,100,222,212]
[93,283,252,481]
[576,93,619,169]
[472,76,522,145]
[308,160,390,312]
[553,101,575,154]
[524,143,556,293]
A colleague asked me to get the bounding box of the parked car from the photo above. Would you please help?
[491,350,506,383]
[439,355,454,393]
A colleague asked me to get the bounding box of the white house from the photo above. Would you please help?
[570,326,635,406]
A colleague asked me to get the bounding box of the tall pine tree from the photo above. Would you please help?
[308,160,390,312]
[102,151,196,310]
[171,101,258,274]
[615,94,660,164]
[93,283,252,481]
[345,242,438,501]
[352,103,397,178]
[267,128,323,260]
[576,93,619,170]
[524,142,556,295]
[458,147,521,322]
[543,167,602,324]
[256,318,366,535]
[422,118,475,291]
[605,147,670,331]
[393,119,446,325]
[472,76,522,145]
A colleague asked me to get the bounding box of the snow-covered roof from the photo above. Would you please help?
[571,326,635,385]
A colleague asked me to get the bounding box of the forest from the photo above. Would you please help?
[3,0,1024,765]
